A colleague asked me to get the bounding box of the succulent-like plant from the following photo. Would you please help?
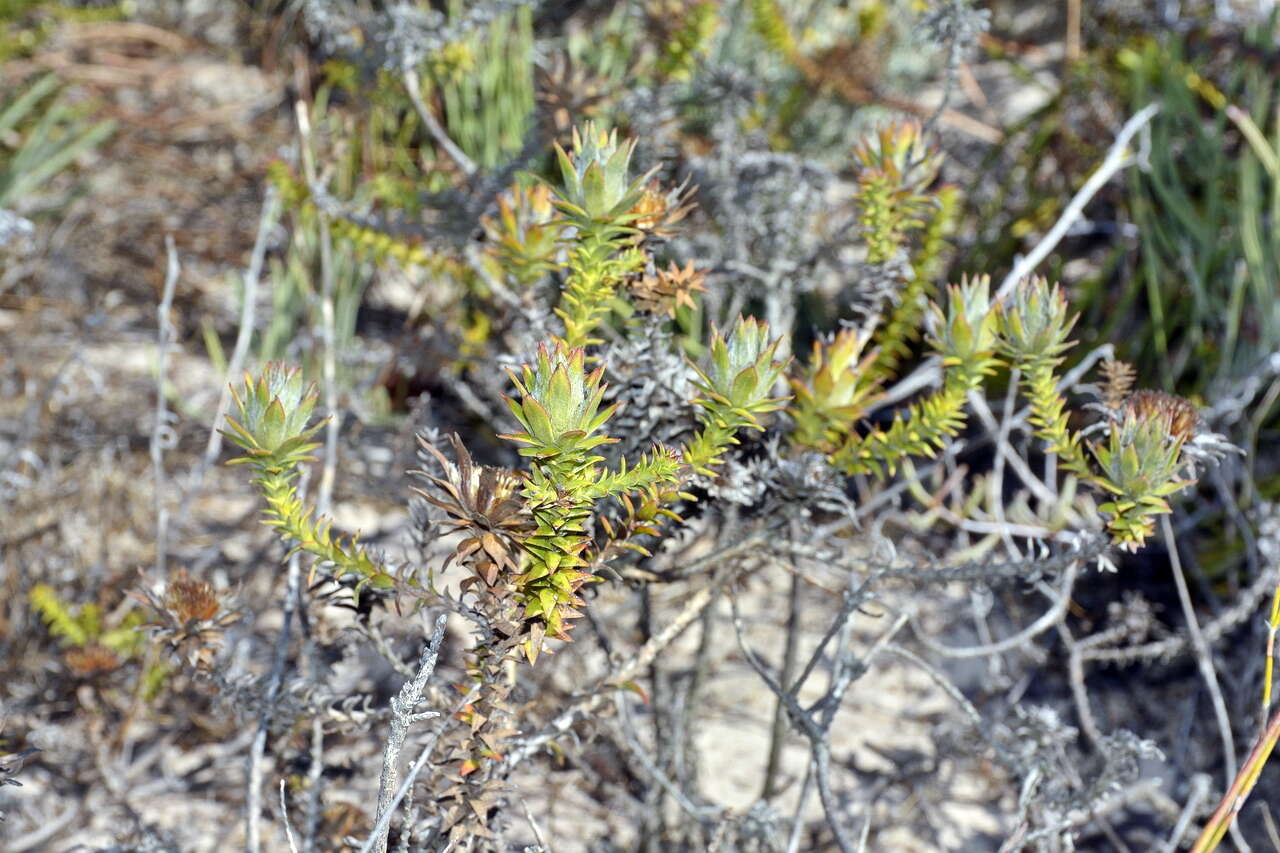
[223,364,391,590]
[831,275,999,477]
[684,316,790,475]
[503,343,619,460]
[222,363,323,471]
[1091,402,1194,551]
[545,123,660,349]
[483,182,565,288]
[999,276,1089,476]
[926,273,1001,370]
[854,121,944,264]
[789,328,883,451]
[551,122,653,224]
[501,342,680,661]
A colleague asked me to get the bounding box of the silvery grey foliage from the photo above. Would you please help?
[979,705,1165,850]
[601,325,698,464]
[303,0,535,71]
[716,151,831,280]
[764,445,855,519]
[918,0,991,61]
[845,249,916,320]
[701,436,853,521]
[0,209,34,249]
[91,833,180,853]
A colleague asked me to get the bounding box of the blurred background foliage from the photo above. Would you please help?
[5,1,1280,478]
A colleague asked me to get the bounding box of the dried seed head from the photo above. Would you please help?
[1122,390,1200,443]
[630,260,707,315]
[65,644,121,676]
[1098,359,1137,411]
[164,571,221,624]
[628,178,696,240]
[135,569,239,671]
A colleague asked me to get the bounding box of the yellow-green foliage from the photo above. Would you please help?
[832,276,999,477]
[749,0,798,59]
[483,181,566,288]
[1090,392,1200,551]
[873,185,959,377]
[790,329,882,451]
[656,0,720,81]
[502,343,682,661]
[0,1,128,62]
[222,364,395,592]
[29,583,145,657]
[999,276,1090,477]
[853,121,944,265]
[683,316,790,475]
[266,162,457,273]
[548,123,654,349]
[430,4,535,170]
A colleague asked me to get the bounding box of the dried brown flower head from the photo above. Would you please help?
[412,433,531,588]
[164,572,221,624]
[630,260,707,316]
[628,178,696,240]
[1122,390,1200,443]
[135,569,239,671]
[65,644,122,676]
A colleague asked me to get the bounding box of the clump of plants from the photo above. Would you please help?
[16,4,1274,852]
[216,110,1236,847]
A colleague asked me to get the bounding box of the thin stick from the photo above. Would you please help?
[152,235,179,575]
[1065,0,1082,63]
[1192,707,1280,852]
[402,68,477,177]
[911,560,1080,659]
[1264,578,1280,717]
[856,808,872,853]
[507,557,757,767]
[1163,515,1250,853]
[762,567,802,800]
[246,549,303,853]
[614,692,719,822]
[369,614,447,853]
[881,643,983,729]
[520,796,550,852]
[967,379,1059,507]
[1161,773,1211,853]
[728,598,858,853]
[295,100,340,519]
[785,759,816,853]
[1082,564,1280,666]
[996,103,1160,300]
[1059,624,1104,748]
[279,779,299,853]
[187,185,280,506]
[357,736,441,853]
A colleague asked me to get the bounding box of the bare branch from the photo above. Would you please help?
[369,614,448,853]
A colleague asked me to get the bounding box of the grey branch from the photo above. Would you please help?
[997,103,1160,300]
[368,614,448,853]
